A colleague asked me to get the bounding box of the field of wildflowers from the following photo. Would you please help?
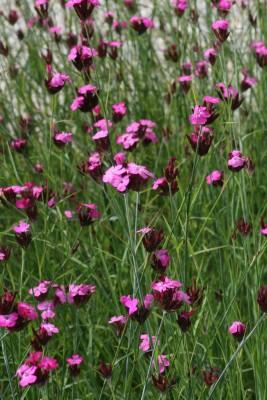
[0,0,267,398]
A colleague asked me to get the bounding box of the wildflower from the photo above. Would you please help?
[240,69,257,92]
[177,310,194,332]
[65,0,99,21]
[202,96,220,124]
[236,218,250,237]
[68,45,98,71]
[40,322,59,336]
[204,48,217,66]
[0,245,11,262]
[228,150,248,172]
[37,301,55,320]
[212,19,230,43]
[139,333,158,352]
[38,357,59,370]
[178,75,192,94]
[112,102,127,123]
[206,170,224,187]
[229,321,246,342]
[129,16,154,35]
[116,133,139,151]
[189,105,211,125]
[99,360,112,379]
[260,217,267,236]
[202,367,219,387]
[187,127,214,156]
[13,221,32,249]
[53,131,72,148]
[45,71,71,95]
[92,130,110,153]
[151,250,170,273]
[77,203,100,226]
[55,284,96,306]
[67,354,83,377]
[108,315,127,337]
[172,0,188,17]
[152,374,177,393]
[186,281,204,307]
[0,312,18,328]
[107,41,123,60]
[195,61,209,78]
[152,275,190,312]
[120,294,152,325]
[152,355,170,374]
[136,227,164,253]
[11,138,27,153]
[16,365,38,387]
[257,286,267,312]
[28,282,50,302]
[213,82,244,111]
[127,163,155,191]
[71,85,99,113]
[164,44,179,62]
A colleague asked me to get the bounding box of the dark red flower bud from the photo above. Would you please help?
[186,281,204,307]
[257,286,267,313]
[177,310,194,333]
[236,218,250,237]
[142,228,164,253]
[202,367,219,387]
[99,360,112,379]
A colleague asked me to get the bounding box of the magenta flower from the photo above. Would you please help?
[187,129,214,156]
[16,365,37,387]
[152,276,182,293]
[67,354,83,365]
[40,322,59,336]
[120,294,152,325]
[37,301,55,320]
[18,302,38,320]
[212,19,230,43]
[53,132,73,148]
[66,0,99,21]
[77,203,100,226]
[260,218,267,236]
[203,48,217,65]
[139,333,158,351]
[71,85,98,113]
[229,321,246,342]
[152,249,170,273]
[0,312,18,328]
[189,105,211,125]
[108,315,127,337]
[38,356,59,371]
[206,170,224,187]
[68,45,98,70]
[178,75,192,94]
[177,310,194,333]
[13,221,30,233]
[45,72,71,95]
[11,138,27,152]
[112,102,127,123]
[228,150,248,172]
[152,355,170,374]
[241,69,257,92]
[129,16,154,35]
[116,133,139,151]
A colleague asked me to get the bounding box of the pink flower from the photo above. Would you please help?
[144,294,154,309]
[67,354,83,365]
[189,105,211,125]
[18,302,38,320]
[0,312,18,328]
[116,133,139,150]
[65,210,75,218]
[212,19,230,30]
[139,334,158,351]
[108,315,127,324]
[121,296,139,315]
[152,355,170,374]
[49,26,62,33]
[50,72,71,88]
[152,276,182,293]
[17,365,37,387]
[13,221,30,233]
[37,301,55,319]
[40,322,59,336]
[54,132,72,145]
[228,150,248,172]
[127,163,155,179]
[38,357,59,370]
[206,170,224,187]
[229,321,246,341]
